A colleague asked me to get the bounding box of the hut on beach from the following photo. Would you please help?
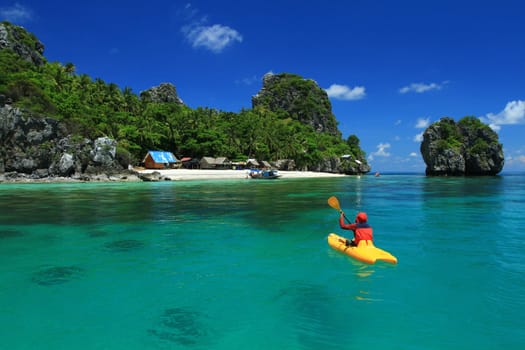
[181,157,200,169]
[200,157,232,169]
[260,160,271,168]
[200,157,216,169]
[215,157,232,169]
[246,159,260,168]
[142,151,178,169]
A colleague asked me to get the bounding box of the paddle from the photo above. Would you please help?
[327,196,351,224]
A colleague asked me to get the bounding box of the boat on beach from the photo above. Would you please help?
[248,169,281,179]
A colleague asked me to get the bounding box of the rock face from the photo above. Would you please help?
[420,117,504,176]
[252,73,340,136]
[309,156,371,174]
[0,22,46,66]
[140,83,184,104]
[0,105,130,181]
[251,72,370,174]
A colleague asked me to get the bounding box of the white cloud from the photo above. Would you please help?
[372,143,391,157]
[409,152,418,157]
[399,81,448,94]
[412,117,430,142]
[415,117,430,129]
[180,4,242,53]
[184,24,242,53]
[506,154,525,166]
[481,100,525,131]
[413,131,424,142]
[0,3,32,22]
[325,84,366,100]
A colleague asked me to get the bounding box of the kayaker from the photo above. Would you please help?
[339,211,373,246]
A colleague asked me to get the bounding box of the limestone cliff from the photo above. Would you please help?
[140,83,184,105]
[420,117,504,176]
[0,22,45,66]
[252,73,340,136]
[0,105,132,181]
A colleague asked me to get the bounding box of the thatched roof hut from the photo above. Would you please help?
[260,160,271,168]
[200,157,216,169]
[246,159,260,168]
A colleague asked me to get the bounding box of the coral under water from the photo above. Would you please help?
[148,307,208,346]
[103,239,145,252]
[31,266,84,286]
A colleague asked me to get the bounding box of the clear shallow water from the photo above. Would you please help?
[1,175,524,349]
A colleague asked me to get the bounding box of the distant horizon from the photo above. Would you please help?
[361,170,524,176]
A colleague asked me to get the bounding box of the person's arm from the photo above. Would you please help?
[339,214,356,230]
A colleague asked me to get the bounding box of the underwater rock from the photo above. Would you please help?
[32,265,84,286]
[103,239,145,252]
[0,229,23,239]
[87,229,109,238]
[148,307,207,346]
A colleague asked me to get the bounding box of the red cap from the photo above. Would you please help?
[356,212,368,223]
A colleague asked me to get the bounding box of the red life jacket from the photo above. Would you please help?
[339,217,374,244]
[354,223,373,244]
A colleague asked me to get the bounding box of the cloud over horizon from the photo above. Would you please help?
[325,84,366,100]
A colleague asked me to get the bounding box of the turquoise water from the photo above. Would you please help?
[1,174,524,349]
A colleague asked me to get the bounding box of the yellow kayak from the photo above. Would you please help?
[327,233,398,264]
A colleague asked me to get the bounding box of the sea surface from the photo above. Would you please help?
[1,174,524,349]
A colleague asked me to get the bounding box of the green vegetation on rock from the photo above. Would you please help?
[420,116,504,176]
[1,22,368,173]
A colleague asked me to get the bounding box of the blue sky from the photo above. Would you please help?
[2,0,524,172]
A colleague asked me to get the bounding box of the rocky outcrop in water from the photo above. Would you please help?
[0,105,138,182]
[420,117,504,176]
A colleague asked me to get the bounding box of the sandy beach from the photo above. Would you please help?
[0,168,347,184]
[136,168,346,181]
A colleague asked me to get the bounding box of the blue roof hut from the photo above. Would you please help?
[143,151,178,169]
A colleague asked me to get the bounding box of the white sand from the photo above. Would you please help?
[135,168,346,181]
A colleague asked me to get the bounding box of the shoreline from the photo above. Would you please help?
[136,168,347,181]
[0,168,347,184]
